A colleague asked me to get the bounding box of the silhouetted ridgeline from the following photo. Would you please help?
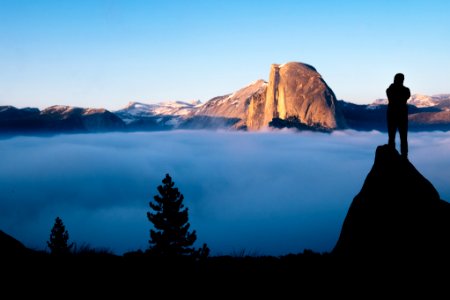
[0,230,31,256]
[0,105,125,134]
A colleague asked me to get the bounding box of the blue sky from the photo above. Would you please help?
[1,0,449,110]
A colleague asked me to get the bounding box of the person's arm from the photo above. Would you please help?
[386,87,392,101]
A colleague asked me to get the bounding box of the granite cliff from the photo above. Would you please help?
[188,62,346,130]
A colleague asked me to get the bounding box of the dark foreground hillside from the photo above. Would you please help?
[2,249,448,296]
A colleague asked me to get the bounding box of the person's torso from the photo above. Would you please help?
[387,84,410,109]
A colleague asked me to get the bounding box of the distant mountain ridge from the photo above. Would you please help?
[114,100,202,130]
[188,79,268,130]
[372,93,450,108]
[0,105,125,134]
[2,62,450,134]
[340,93,450,132]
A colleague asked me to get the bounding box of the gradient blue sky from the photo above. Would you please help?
[1,0,449,110]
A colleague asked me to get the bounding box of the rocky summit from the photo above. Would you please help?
[188,62,346,131]
[332,144,450,259]
[262,62,346,130]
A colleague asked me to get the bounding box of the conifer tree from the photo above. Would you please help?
[147,174,208,257]
[47,216,73,255]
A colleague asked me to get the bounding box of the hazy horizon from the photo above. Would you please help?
[1,1,449,110]
[1,130,449,256]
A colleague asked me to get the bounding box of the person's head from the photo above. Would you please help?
[394,73,405,85]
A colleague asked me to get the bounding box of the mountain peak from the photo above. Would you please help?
[333,144,450,258]
[188,62,345,130]
[263,61,345,130]
[42,105,108,116]
[42,105,77,114]
[125,101,148,110]
[274,62,318,72]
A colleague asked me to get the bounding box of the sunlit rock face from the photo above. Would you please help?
[190,62,346,130]
[246,85,267,130]
[261,62,346,130]
[189,79,268,130]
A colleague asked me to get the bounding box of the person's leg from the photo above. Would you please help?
[399,113,408,158]
[387,110,396,148]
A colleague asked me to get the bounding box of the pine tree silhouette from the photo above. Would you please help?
[47,216,73,255]
[147,174,209,258]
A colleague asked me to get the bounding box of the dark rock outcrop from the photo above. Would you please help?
[0,230,30,256]
[333,145,450,258]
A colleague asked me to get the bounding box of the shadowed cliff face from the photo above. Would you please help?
[333,145,450,258]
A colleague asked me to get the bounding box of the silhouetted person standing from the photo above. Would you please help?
[386,73,411,158]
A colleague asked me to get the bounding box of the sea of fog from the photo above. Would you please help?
[1,130,450,256]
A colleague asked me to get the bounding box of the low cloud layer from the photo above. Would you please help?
[1,130,449,255]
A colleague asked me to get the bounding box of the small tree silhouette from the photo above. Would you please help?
[47,216,73,255]
[147,173,209,258]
